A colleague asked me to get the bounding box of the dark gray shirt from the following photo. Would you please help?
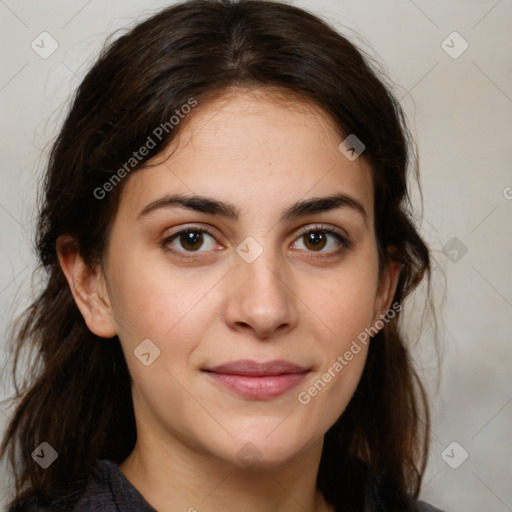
[10,459,445,511]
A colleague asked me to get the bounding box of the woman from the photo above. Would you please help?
[1,1,443,510]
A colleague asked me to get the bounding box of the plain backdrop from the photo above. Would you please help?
[1,1,511,511]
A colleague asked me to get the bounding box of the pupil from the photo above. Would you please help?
[182,231,202,250]
[306,232,326,250]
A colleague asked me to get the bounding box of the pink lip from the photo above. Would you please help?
[203,359,310,400]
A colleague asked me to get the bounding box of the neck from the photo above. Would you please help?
[119,429,334,512]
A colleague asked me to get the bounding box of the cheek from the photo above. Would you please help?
[295,283,372,443]
[105,250,229,394]
[107,259,210,415]
[107,252,214,340]
[293,252,378,431]
[323,280,376,333]
[310,268,375,375]
[311,254,380,343]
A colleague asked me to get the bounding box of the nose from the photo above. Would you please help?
[224,249,298,339]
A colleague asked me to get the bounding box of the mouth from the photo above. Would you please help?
[202,359,311,400]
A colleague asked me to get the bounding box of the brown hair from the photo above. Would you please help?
[1,0,432,509]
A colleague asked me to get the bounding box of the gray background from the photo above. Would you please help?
[1,1,511,510]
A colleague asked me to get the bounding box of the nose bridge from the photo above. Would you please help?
[226,237,296,337]
[241,246,281,292]
[238,240,287,304]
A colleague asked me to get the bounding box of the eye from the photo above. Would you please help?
[161,226,219,259]
[292,225,350,257]
[161,224,351,261]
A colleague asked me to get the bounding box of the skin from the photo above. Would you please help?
[58,87,400,512]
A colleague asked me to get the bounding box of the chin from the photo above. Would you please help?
[221,430,316,470]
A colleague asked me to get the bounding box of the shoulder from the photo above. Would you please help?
[355,459,446,512]
[367,472,446,512]
[73,459,155,511]
[7,459,156,512]
[325,457,446,512]
[6,460,107,512]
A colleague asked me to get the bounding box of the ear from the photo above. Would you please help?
[374,252,402,320]
[56,234,118,338]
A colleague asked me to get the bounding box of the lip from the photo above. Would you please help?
[202,359,310,400]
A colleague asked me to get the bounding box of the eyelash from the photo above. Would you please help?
[160,224,351,261]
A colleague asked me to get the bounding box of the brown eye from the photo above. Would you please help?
[178,231,204,251]
[303,231,328,251]
[292,226,350,257]
[161,228,218,258]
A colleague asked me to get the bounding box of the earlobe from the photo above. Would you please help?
[56,235,118,338]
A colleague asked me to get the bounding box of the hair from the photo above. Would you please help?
[1,0,433,509]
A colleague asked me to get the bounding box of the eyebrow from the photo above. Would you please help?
[138,192,367,223]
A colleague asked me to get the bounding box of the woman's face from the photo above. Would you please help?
[95,88,397,468]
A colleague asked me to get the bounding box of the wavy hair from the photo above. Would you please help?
[1,0,433,509]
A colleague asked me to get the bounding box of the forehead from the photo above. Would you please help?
[167,87,344,157]
[118,87,374,225]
